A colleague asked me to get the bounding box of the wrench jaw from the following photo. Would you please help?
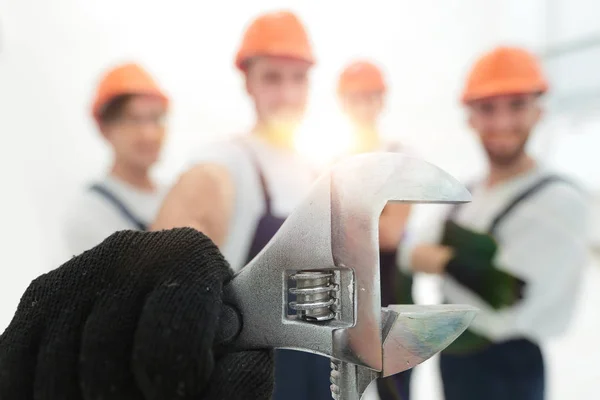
[328,153,472,371]
[381,304,478,377]
[329,305,479,400]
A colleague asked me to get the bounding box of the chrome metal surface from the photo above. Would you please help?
[289,271,338,321]
[381,305,478,377]
[222,153,478,399]
[329,358,379,400]
[330,304,477,399]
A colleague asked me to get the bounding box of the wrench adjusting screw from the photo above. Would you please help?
[289,270,344,399]
[289,271,339,321]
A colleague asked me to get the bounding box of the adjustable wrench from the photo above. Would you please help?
[224,153,477,399]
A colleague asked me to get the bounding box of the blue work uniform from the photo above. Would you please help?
[438,176,573,400]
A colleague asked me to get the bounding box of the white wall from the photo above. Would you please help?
[1,1,599,399]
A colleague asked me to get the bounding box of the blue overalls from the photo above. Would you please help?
[243,151,332,400]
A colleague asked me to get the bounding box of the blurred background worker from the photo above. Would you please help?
[337,60,398,153]
[399,46,591,400]
[337,60,414,400]
[152,11,331,400]
[63,64,170,256]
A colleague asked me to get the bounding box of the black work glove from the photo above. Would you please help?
[0,228,273,400]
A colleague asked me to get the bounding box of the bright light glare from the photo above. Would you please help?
[294,116,357,169]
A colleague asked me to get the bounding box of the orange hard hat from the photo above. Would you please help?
[461,46,549,103]
[337,61,387,95]
[235,11,315,71]
[92,63,168,123]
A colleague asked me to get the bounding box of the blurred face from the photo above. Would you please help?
[101,95,167,171]
[468,93,542,166]
[340,91,384,127]
[245,56,311,138]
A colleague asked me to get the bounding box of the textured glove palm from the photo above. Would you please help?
[0,228,273,400]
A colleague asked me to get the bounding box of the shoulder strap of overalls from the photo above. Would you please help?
[238,141,273,213]
[89,183,148,231]
[446,175,573,234]
[487,175,572,236]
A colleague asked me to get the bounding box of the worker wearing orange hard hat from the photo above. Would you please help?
[337,59,416,400]
[152,11,331,400]
[63,63,171,256]
[337,60,388,152]
[397,46,591,400]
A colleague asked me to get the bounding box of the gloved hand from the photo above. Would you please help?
[0,228,273,400]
